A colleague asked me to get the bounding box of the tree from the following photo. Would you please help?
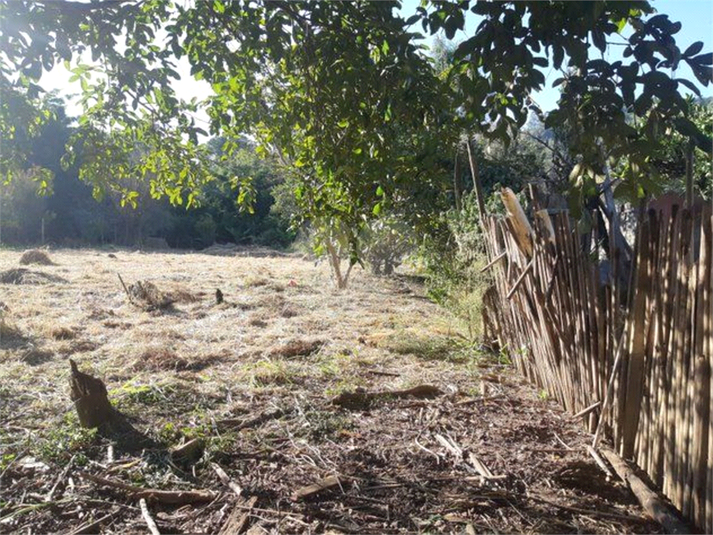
[0,1,710,279]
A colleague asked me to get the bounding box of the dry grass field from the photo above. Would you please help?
[0,247,661,534]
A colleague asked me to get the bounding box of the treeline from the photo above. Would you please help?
[0,95,295,249]
[2,92,710,256]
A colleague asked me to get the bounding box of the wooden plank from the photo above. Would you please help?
[682,246,698,519]
[664,209,685,502]
[702,211,713,534]
[219,496,258,535]
[651,208,673,487]
[292,475,347,501]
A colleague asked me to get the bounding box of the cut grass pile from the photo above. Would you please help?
[19,249,55,266]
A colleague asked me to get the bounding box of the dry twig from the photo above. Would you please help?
[211,462,243,497]
[140,498,161,535]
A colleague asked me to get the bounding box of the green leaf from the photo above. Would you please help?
[693,52,713,66]
[683,41,704,57]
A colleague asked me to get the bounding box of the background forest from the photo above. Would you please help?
[2,90,710,249]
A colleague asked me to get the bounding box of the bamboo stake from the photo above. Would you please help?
[480,251,506,273]
[592,329,627,450]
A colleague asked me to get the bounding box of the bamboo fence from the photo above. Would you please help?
[482,198,712,532]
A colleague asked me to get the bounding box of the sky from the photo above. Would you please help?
[42,0,713,117]
[398,0,713,111]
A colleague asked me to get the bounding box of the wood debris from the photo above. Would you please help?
[69,359,114,428]
[219,496,258,535]
[292,475,348,501]
[78,471,217,505]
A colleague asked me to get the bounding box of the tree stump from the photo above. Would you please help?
[69,359,114,428]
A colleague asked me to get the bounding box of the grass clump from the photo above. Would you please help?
[418,191,493,344]
[19,249,54,266]
[111,381,176,407]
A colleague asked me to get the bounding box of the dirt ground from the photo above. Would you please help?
[0,247,663,534]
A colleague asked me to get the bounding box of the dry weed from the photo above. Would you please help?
[132,347,224,372]
[50,326,77,340]
[0,318,26,344]
[248,316,268,328]
[244,276,270,287]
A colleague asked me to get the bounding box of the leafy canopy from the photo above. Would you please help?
[0,1,710,237]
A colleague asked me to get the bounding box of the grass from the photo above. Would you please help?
[0,246,495,530]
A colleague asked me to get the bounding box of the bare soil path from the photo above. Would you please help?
[0,248,662,534]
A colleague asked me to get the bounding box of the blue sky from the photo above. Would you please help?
[399,0,713,111]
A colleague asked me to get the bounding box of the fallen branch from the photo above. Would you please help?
[78,471,217,504]
[45,455,75,501]
[572,401,601,420]
[600,448,689,534]
[480,251,506,273]
[170,438,205,464]
[506,257,535,300]
[527,492,655,524]
[468,452,496,479]
[292,475,348,501]
[117,273,131,300]
[140,498,161,535]
[435,434,463,459]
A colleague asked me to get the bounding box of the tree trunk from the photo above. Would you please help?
[453,149,462,212]
[327,241,348,289]
[685,139,694,209]
[466,138,486,222]
[600,174,633,288]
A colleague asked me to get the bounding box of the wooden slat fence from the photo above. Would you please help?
[482,200,712,531]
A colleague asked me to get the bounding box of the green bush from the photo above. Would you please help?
[419,191,492,342]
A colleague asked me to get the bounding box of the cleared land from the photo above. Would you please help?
[0,248,661,534]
